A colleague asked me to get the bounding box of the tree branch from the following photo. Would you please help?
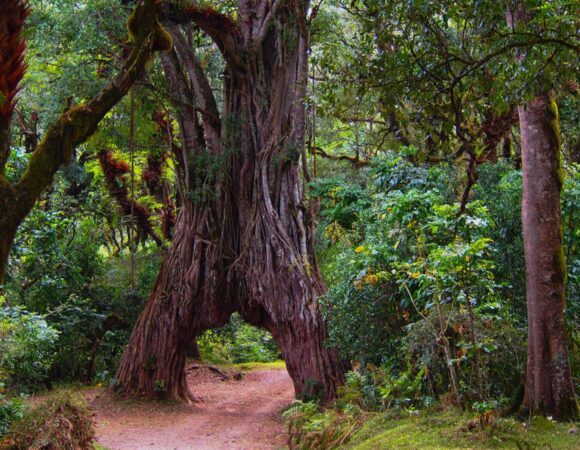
[311,146,370,167]
[163,3,244,71]
[169,25,222,154]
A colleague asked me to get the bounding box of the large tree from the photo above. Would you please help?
[506,1,579,419]
[506,3,578,419]
[517,92,578,420]
[0,0,170,287]
[116,0,347,402]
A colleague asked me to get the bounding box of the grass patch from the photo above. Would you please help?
[224,360,287,371]
[345,410,579,450]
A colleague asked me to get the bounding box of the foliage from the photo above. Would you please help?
[5,166,162,383]
[198,313,280,364]
[310,176,372,231]
[318,156,559,407]
[0,307,58,393]
[472,163,526,316]
[2,391,95,450]
[562,164,580,392]
[311,0,579,165]
[0,396,24,439]
[283,398,367,450]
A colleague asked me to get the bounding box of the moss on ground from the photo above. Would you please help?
[346,410,579,450]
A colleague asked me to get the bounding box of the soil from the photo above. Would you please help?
[89,364,295,450]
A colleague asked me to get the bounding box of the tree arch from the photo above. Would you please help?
[115,0,348,402]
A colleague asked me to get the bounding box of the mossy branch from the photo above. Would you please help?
[9,0,170,226]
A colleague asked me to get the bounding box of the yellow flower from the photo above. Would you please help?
[365,274,378,285]
[355,245,366,253]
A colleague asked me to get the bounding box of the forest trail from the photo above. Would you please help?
[91,365,295,450]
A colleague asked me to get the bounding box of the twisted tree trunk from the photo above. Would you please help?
[115,40,241,400]
[115,206,238,400]
[116,1,347,402]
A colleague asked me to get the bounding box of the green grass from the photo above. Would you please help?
[224,360,287,371]
[345,410,580,450]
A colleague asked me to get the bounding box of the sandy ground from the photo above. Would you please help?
[90,365,295,450]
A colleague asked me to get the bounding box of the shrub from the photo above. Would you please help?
[0,307,58,393]
[3,392,95,450]
[0,396,24,438]
[319,157,533,406]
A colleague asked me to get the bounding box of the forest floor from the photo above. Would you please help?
[88,361,294,450]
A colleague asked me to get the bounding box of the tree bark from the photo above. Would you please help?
[519,93,578,420]
[116,2,347,403]
[115,206,239,400]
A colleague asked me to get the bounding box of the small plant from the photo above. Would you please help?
[472,400,498,430]
[283,400,366,450]
[300,378,324,403]
[0,393,24,438]
[153,379,166,393]
[0,307,59,393]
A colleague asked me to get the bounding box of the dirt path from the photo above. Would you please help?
[91,365,295,450]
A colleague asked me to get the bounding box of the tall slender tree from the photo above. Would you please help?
[518,93,578,420]
[506,5,578,420]
[116,0,347,402]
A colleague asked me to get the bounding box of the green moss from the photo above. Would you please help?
[345,410,580,450]
[548,94,564,190]
[547,95,568,288]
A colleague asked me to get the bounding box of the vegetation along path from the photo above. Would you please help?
[92,363,294,450]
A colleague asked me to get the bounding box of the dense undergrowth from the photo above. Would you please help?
[285,401,580,450]
[284,370,579,450]
[314,158,579,409]
[282,157,579,448]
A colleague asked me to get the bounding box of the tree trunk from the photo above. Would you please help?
[0,224,16,289]
[115,207,238,401]
[116,3,347,403]
[187,338,201,360]
[0,182,18,291]
[519,93,578,420]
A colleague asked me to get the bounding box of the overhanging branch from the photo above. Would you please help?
[163,3,244,71]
